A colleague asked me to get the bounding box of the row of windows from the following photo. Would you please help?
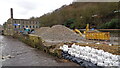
[13,20,40,24]
[14,25,40,29]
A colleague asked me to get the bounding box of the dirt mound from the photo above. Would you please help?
[35,25,83,43]
[35,27,50,36]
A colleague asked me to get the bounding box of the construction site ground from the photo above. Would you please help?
[34,25,120,55]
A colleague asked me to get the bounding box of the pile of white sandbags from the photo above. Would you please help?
[60,43,120,66]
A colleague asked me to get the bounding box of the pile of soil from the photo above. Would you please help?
[35,27,50,36]
[35,25,83,43]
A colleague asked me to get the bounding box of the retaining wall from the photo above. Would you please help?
[12,34,62,58]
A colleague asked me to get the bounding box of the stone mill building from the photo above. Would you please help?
[3,8,40,35]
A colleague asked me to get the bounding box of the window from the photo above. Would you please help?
[30,26,31,28]
[14,21,16,23]
[23,21,24,24]
[33,26,34,28]
[29,21,31,24]
[15,25,16,28]
[19,25,20,28]
[26,26,28,28]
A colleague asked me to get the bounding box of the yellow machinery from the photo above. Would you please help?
[74,24,90,37]
[85,32,110,40]
[74,29,83,36]
[74,24,110,40]
[84,24,110,40]
[84,24,90,34]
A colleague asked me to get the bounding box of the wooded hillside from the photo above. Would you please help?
[32,2,120,29]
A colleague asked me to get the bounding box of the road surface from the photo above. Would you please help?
[0,35,79,66]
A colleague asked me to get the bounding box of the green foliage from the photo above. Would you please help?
[99,19,120,29]
[63,19,76,29]
[34,2,119,29]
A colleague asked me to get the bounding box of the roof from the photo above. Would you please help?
[13,18,39,21]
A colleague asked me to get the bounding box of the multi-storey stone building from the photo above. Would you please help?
[3,8,40,35]
[0,25,3,34]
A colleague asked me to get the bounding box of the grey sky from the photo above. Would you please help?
[74,0,119,2]
[0,0,119,25]
[0,0,73,25]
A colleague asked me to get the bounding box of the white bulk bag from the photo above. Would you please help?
[62,45,68,49]
[71,52,75,56]
[90,58,97,64]
[79,55,84,58]
[111,55,118,61]
[68,50,72,54]
[59,46,63,50]
[96,56,104,63]
[63,47,69,51]
[87,53,92,57]
[97,62,104,66]
[92,54,98,60]
[112,61,119,66]
[75,53,79,58]
[91,49,97,54]
[71,43,76,48]
[103,60,110,66]
[83,56,89,61]
[79,46,85,51]
[81,51,87,56]
[85,46,92,51]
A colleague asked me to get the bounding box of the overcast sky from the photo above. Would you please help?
[0,0,119,25]
[0,0,73,25]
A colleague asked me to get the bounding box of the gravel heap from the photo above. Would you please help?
[35,27,50,36]
[35,25,83,43]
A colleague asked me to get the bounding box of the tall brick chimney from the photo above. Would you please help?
[10,8,13,19]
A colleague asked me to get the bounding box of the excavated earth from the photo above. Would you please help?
[34,25,119,55]
[35,25,84,45]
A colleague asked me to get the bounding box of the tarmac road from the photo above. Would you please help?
[0,35,79,66]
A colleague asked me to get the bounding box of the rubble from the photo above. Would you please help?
[35,27,50,36]
[35,25,83,43]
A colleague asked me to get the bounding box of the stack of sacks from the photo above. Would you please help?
[60,45,69,52]
[60,43,120,66]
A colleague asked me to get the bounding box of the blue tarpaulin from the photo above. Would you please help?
[13,24,20,26]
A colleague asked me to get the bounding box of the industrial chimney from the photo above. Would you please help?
[10,8,13,19]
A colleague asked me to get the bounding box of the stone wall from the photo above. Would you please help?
[13,34,62,58]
